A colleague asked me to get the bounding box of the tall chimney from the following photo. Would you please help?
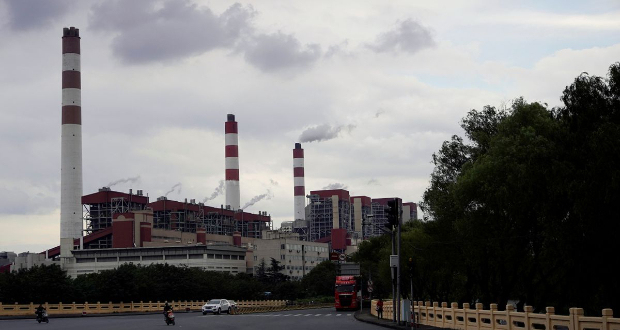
[60,27,83,257]
[293,143,305,220]
[225,114,240,210]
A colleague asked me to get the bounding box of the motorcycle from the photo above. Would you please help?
[35,311,49,323]
[165,310,175,326]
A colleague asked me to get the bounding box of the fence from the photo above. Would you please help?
[0,300,332,317]
[371,300,619,330]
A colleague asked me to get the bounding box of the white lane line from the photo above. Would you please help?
[337,314,342,316]
[305,314,312,316]
[315,314,321,316]
[325,314,332,316]
[294,314,302,316]
[348,314,352,316]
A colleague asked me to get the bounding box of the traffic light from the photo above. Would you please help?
[408,257,414,274]
[384,198,400,229]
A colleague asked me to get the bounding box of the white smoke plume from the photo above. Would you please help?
[165,183,182,197]
[241,189,274,210]
[107,175,141,187]
[298,124,356,143]
[322,183,348,190]
[203,180,225,203]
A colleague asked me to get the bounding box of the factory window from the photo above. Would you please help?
[224,267,231,269]
[207,254,214,259]
[143,255,163,261]
[223,255,230,260]
[281,244,285,249]
[239,255,245,260]
[215,254,222,259]
[216,266,222,269]
[76,258,95,263]
[166,255,186,260]
[97,257,118,262]
[119,256,140,262]
[281,255,285,260]
[189,254,203,260]
[253,256,257,261]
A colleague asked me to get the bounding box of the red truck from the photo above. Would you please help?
[335,276,360,311]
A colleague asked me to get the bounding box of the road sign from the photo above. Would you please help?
[390,255,398,268]
[330,252,339,261]
[367,280,373,287]
[339,253,346,261]
[367,286,373,293]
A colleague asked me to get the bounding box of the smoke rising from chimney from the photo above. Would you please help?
[203,180,225,203]
[241,189,274,210]
[322,183,348,190]
[298,124,356,143]
[164,183,182,197]
[107,175,141,187]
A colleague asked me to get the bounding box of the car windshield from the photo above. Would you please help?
[208,300,220,304]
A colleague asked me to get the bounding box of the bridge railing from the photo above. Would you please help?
[371,300,619,330]
[0,300,332,316]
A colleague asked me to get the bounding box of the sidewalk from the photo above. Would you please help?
[354,309,450,330]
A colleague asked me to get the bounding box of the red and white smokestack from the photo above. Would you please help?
[293,143,305,220]
[225,114,240,210]
[60,27,83,257]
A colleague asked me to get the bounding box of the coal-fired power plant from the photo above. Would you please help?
[293,143,305,220]
[225,114,241,210]
[60,27,83,257]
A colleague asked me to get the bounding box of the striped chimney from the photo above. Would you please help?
[293,143,305,220]
[60,27,83,256]
[225,114,240,210]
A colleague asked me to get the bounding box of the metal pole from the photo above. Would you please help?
[392,227,396,322]
[411,275,415,328]
[397,209,402,325]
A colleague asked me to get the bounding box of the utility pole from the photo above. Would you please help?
[397,200,402,325]
[391,228,396,322]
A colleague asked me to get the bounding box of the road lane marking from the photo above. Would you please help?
[315,314,321,316]
[305,314,312,316]
[337,314,342,316]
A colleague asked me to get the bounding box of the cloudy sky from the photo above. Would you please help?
[1,0,619,253]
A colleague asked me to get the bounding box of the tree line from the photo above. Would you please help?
[354,62,620,316]
[0,258,337,304]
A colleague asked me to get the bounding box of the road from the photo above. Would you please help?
[1,307,382,330]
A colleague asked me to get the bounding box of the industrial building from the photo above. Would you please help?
[292,189,418,247]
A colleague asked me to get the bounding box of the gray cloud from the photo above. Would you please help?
[375,109,386,118]
[0,187,55,215]
[368,18,434,54]
[241,32,322,72]
[322,183,348,190]
[367,179,380,186]
[298,124,356,143]
[241,189,274,210]
[1,0,71,30]
[89,0,256,64]
[107,175,141,188]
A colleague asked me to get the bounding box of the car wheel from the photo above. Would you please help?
[202,311,206,315]
[217,308,221,315]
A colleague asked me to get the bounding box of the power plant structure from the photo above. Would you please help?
[60,27,83,258]
[285,189,417,247]
[2,27,418,278]
[225,114,241,210]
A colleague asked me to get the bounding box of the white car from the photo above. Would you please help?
[202,299,231,315]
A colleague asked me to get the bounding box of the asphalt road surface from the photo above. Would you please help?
[1,308,382,330]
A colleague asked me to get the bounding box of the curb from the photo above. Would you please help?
[354,310,405,330]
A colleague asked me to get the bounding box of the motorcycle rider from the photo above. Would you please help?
[35,304,46,320]
[163,302,172,321]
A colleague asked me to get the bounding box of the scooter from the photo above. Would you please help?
[165,310,175,326]
[35,311,49,323]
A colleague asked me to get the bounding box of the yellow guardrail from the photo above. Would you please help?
[370,300,618,330]
[0,300,333,316]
